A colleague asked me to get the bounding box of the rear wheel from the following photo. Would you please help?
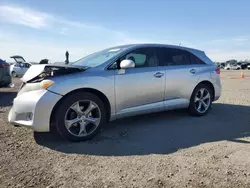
[188,84,212,116]
[54,92,107,141]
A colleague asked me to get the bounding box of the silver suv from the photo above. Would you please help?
[8,44,221,141]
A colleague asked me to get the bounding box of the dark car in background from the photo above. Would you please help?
[0,59,11,86]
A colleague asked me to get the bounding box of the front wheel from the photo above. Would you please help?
[54,92,107,141]
[188,84,212,116]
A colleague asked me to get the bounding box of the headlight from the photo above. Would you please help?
[17,79,55,96]
[40,80,54,89]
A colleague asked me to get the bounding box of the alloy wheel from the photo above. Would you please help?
[194,88,211,113]
[64,100,101,137]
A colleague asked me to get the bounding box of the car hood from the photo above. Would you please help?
[21,63,88,82]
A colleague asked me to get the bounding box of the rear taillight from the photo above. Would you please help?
[216,67,220,74]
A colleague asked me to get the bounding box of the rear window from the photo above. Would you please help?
[157,47,205,66]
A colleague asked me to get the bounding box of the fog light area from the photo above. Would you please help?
[26,112,33,121]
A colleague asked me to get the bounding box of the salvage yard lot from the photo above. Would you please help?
[0,70,250,188]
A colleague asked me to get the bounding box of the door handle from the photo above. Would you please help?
[190,69,196,74]
[154,72,164,78]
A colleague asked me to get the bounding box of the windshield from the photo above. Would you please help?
[71,46,129,67]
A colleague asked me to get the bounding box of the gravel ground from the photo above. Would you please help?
[0,71,250,188]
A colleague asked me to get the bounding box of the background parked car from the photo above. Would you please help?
[224,63,241,70]
[217,64,225,69]
[9,55,32,77]
[247,63,250,70]
[237,61,247,70]
[0,59,11,86]
[39,59,49,64]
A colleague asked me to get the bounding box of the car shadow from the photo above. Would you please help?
[34,103,250,156]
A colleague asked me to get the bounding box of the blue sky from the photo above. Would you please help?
[0,0,250,62]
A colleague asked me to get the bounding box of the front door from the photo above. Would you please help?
[114,47,165,117]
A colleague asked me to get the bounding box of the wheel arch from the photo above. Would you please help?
[49,88,111,131]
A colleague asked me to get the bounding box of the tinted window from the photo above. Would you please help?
[121,47,158,68]
[189,53,205,65]
[24,63,30,68]
[14,63,20,67]
[157,48,191,66]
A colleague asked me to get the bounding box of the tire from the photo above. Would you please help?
[54,92,107,142]
[188,84,213,116]
[12,71,17,77]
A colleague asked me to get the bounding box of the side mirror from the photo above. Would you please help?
[120,59,135,69]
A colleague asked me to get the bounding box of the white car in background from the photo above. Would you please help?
[9,55,32,77]
[224,64,241,70]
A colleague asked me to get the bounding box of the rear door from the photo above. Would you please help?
[19,63,27,75]
[13,63,21,75]
[156,47,204,104]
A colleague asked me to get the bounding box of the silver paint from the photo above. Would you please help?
[8,43,222,132]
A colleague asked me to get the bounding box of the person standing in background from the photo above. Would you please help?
[65,51,69,64]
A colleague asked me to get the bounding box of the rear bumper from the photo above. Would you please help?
[8,89,62,132]
[213,79,221,101]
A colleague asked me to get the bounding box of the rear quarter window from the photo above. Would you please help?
[188,53,205,65]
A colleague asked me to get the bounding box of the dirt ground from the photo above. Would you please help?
[0,70,250,188]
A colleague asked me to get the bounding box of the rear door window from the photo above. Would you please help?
[15,63,20,67]
[157,48,191,66]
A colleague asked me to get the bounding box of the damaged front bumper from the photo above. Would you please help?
[8,89,62,132]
